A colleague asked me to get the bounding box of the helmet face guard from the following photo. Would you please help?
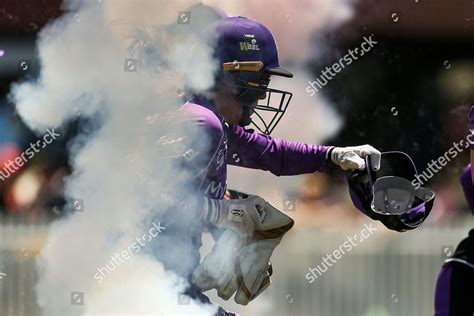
[347,151,436,232]
[222,61,292,135]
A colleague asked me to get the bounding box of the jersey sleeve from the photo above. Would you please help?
[154,106,220,169]
[226,124,331,176]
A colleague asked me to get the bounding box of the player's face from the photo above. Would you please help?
[215,74,269,126]
[238,88,268,125]
[214,86,246,125]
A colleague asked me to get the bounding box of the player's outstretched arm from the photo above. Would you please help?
[227,124,381,175]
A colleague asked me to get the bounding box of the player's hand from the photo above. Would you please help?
[206,195,266,237]
[330,145,381,171]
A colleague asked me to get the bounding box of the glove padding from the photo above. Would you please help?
[192,229,242,295]
[193,197,294,305]
[234,238,281,305]
[331,144,381,171]
[192,230,280,305]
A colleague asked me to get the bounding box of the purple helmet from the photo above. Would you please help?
[347,151,436,232]
[210,16,293,135]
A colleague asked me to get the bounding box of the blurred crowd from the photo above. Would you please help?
[0,97,75,221]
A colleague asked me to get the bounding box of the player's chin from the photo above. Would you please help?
[232,109,244,125]
[235,117,244,125]
[226,116,240,126]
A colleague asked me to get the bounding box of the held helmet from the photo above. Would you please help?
[347,151,436,232]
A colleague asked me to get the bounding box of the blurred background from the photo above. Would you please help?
[0,0,473,315]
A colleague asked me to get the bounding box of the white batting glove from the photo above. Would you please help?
[330,145,381,171]
[204,195,266,238]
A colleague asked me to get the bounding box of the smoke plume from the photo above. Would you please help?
[9,0,356,315]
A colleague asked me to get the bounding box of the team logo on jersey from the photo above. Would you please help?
[216,148,225,170]
[240,34,259,51]
[205,180,227,198]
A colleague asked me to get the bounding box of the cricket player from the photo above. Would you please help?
[151,16,381,316]
[434,106,474,315]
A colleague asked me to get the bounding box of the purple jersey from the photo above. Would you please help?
[434,229,474,315]
[183,96,331,199]
[149,96,331,288]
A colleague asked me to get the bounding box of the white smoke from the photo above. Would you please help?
[8,0,356,315]
[10,0,220,315]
